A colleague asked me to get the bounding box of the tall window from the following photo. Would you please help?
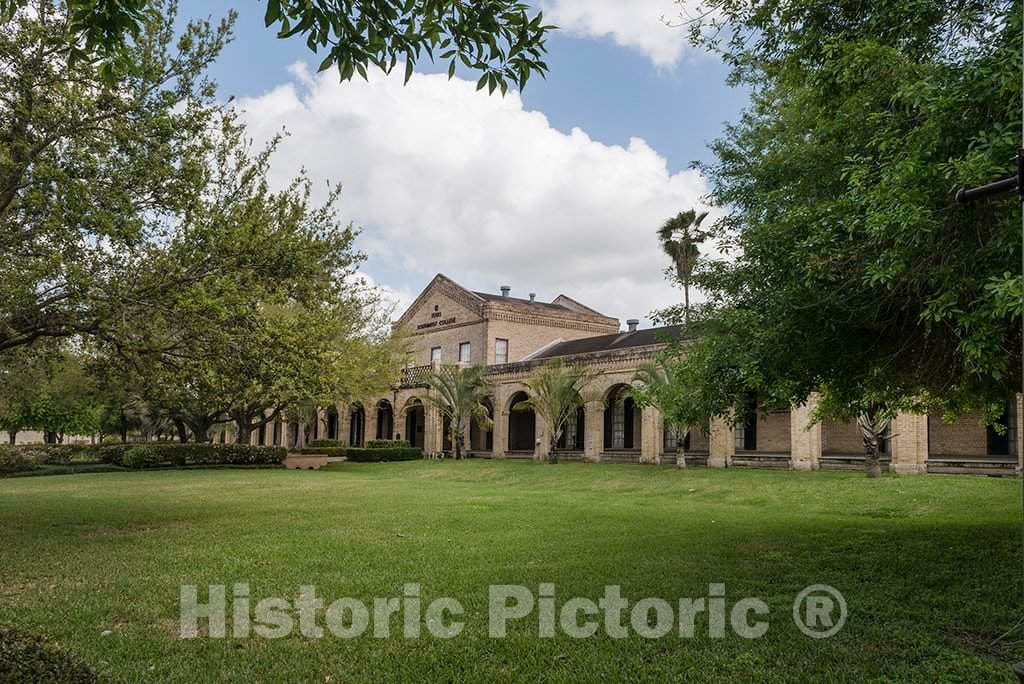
[495,338,509,364]
[459,342,471,363]
[430,347,442,364]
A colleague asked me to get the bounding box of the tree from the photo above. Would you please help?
[657,210,709,327]
[633,358,691,468]
[0,0,553,93]
[655,0,1022,475]
[0,1,234,356]
[514,359,594,463]
[422,364,491,460]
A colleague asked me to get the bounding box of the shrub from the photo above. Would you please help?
[307,439,345,448]
[366,439,411,449]
[0,625,98,683]
[0,446,34,474]
[121,446,161,469]
[101,443,286,468]
[345,447,422,463]
[299,447,346,457]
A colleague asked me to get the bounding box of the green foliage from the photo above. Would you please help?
[366,439,411,449]
[307,439,346,449]
[422,364,492,459]
[100,444,286,467]
[657,209,709,326]
[343,447,422,462]
[0,0,553,92]
[659,0,1023,426]
[515,359,596,462]
[0,624,98,683]
[300,447,347,457]
[121,445,161,469]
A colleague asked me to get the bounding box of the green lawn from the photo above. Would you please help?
[1,461,1022,682]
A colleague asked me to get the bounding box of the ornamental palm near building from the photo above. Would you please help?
[512,360,597,463]
[421,364,492,461]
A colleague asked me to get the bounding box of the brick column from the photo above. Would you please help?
[790,395,822,471]
[365,403,378,444]
[891,412,928,474]
[337,402,350,446]
[492,389,508,459]
[640,406,660,464]
[425,404,444,457]
[584,400,603,463]
[709,416,734,468]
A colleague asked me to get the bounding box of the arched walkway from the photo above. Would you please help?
[325,406,340,441]
[349,403,366,447]
[376,400,395,440]
[403,398,426,449]
[507,391,536,452]
[603,384,640,451]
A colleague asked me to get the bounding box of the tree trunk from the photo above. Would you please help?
[7,430,15,445]
[233,414,253,445]
[173,418,189,443]
[676,444,686,469]
[859,412,886,478]
[683,278,690,327]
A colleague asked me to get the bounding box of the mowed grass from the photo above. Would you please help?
[1,461,1023,682]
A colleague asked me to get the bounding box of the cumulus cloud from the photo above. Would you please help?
[235,64,714,326]
[541,0,702,67]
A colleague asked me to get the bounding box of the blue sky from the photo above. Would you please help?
[178,1,748,324]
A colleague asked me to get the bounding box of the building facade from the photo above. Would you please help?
[249,274,1024,476]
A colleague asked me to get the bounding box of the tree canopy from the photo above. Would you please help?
[656,0,1022,429]
[0,0,553,91]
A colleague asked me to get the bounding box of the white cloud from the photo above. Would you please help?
[235,64,715,327]
[541,0,700,67]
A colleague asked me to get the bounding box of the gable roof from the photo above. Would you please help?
[530,325,684,360]
[393,273,484,329]
[395,273,616,328]
[472,291,581,315]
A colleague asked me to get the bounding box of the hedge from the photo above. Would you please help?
[300,447,347,458]
[366,439,410,449]
[100,444,286,468]
[0,444,100,470]
[345,447,422,462]
[1,443,286,474]
[307,439,345,448]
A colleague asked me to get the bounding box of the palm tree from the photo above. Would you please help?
[422,364,492,460]
[633,359,689,467]
[514,359,595,463]
[857,406,891,479]
[658,209,709,326]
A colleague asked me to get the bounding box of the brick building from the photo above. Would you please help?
[240,274,1024,475]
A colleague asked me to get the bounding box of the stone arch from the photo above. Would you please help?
[402,397,426,449]
[603,384,640,451]
[507,390,536,452]
[325,406,340,441]
[375,399,395,441]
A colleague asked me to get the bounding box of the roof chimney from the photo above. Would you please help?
[529,293,536,302]
[626,319,639,332]
[500,285,511,298]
